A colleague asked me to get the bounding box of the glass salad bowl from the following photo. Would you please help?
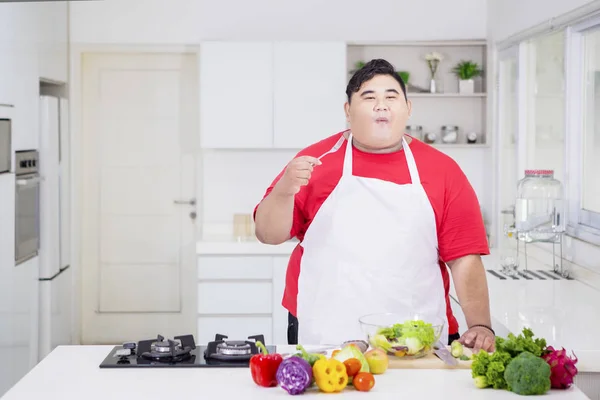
[358,312,445,360]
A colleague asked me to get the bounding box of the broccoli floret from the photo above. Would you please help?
[504,351,551,395]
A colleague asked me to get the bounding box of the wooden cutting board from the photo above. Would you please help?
[387,345,474,369]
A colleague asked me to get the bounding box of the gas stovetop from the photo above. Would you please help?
[98,333,277,368]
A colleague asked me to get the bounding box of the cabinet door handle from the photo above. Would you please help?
[174,198,196,206]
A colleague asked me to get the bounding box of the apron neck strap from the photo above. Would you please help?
[403,136,421,184]
[342,133,422,185]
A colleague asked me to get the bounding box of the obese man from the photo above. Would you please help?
[253,58,495,353]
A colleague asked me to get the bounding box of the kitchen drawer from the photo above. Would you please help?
[197,316,273,345]
[198,282,273,314]
[198,256,273,280]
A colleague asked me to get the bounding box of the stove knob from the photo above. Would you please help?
[123,341,136,350]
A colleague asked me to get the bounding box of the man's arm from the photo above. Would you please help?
[448,254,495,351]
[254,155,320,245]
[254,190,294,245]
[447,254,491,329]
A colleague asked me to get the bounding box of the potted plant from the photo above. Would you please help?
[452,60,483,94]
[397,71,410,84]
[349,60,366,75]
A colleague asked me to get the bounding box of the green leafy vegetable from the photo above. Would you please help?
[471,327,552,393]
[495,327,547,358]
[471,349,513,389]
[332,345,370,373]
[373,320,436,356]
[504,351,551,395]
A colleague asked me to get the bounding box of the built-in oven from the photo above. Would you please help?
[0,105,13,174]
[15,150,40,265]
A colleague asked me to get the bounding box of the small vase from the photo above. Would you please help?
[429,78,436,93]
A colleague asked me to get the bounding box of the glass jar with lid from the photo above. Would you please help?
[441,125,458,143]
[514,169,565,242]
[405,125,423,141]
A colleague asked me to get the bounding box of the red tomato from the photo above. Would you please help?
[353,372,375,392]
[343,358,362,377]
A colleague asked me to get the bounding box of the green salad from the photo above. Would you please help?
[369,320,437,357]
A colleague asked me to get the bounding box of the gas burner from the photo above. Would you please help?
[204,334,266,362]
[216,341,252,356]
[138,334,196,363]
[151,338,181,354]
[98,333,277,368]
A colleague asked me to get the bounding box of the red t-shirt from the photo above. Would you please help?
[254,131,490,335]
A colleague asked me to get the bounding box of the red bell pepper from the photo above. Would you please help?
[250,341,283,387]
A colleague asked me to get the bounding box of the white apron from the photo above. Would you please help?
[297,132,449,346]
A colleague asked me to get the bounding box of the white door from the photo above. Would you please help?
[80,53,198,344]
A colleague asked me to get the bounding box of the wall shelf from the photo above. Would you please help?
[347,40,487,47]
[407,92,487,98]
[431,143,489,148]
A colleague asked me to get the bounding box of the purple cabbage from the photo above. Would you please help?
[276,356,313,395]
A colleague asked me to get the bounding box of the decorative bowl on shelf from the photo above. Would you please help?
[358,312,445,360]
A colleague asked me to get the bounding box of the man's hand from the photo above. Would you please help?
[273,156,321,196]
[458,326,495,353]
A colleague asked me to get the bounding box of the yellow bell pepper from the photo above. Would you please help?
[312,358,349,393]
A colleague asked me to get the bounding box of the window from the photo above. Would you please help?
[496,48,519,248]
[523,31,566,183]
[580,27,600,230]
[566,17,600,243]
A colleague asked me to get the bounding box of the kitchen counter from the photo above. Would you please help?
[194,239,600,373]
[1,345,588,399]
[450,252,600,373]
[196,239,298,255]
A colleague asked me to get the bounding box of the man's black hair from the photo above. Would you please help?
[346,59,407,103]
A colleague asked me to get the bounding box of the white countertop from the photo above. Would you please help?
[196,239,298,255]
[451,252,600,373]
[1,345,588,400]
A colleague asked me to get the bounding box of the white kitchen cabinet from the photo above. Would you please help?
[272,256,289,346]
[196,254,290,346]
[273,42,348,149]
[0,173,16,395]
[199,42,274,149]
[199,41,348,149]
[0,49,16,107]
[35,2,68,83]
[12,47,40,152]
[0,5,18,107]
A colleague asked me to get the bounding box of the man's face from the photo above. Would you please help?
[344,74,412,149]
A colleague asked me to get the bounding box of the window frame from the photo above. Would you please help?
[493,45,520,247]
[565,15,600,245]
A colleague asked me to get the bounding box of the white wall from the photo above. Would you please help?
[69,0,492,241]
[488,0,595,42]
[70,0,487,43]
